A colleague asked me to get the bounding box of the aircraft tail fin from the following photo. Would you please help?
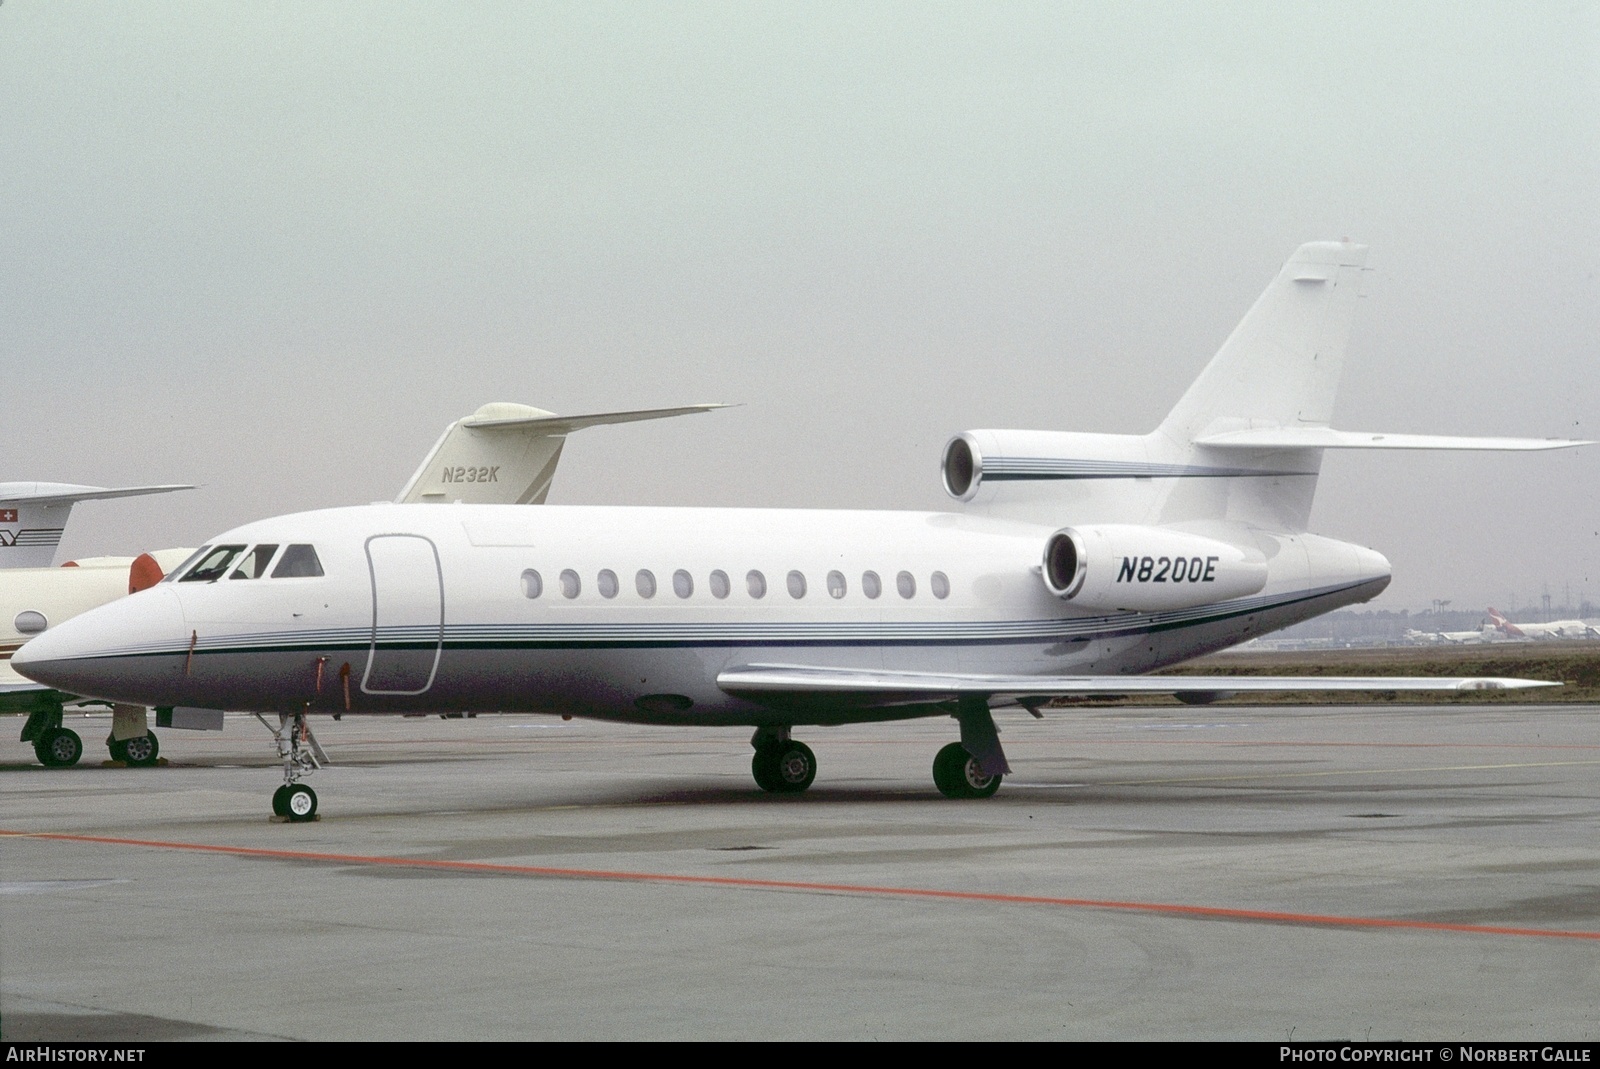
[950,242,1591,531]
[0,483,193,569]
[396,402,729,505]
[1158,242,1369,445]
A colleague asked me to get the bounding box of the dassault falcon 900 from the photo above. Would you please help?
[15,242,1590,821]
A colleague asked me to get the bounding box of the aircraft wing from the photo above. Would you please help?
[1193,428,1593,451]
[717,663,1558,708]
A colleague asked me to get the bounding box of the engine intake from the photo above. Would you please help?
[1041,524,1267,612]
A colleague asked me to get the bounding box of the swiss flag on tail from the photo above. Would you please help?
[0,510,16,523]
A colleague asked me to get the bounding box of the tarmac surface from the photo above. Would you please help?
[2,703,1597,1041]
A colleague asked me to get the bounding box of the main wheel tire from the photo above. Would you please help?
[285,784,318,822]
[36,728,83,769]
[933,741,1001,799]
[271,785,291,817]
[107,737,129,763]
[770,741,816,793]
[122,732,159,767]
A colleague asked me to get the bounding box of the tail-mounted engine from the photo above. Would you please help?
[1041,524,1267,612]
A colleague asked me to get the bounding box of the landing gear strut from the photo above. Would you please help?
[751,727,816,793]
[258,710,327,822]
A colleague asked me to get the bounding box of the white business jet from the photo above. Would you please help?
[6,403,719,768]
[15,242,1590,821]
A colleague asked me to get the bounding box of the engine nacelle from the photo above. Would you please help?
[1041,524,1267,612]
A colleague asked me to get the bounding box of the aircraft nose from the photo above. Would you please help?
[13,585,187,703]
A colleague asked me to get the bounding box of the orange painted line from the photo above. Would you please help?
[6,829,1600,943]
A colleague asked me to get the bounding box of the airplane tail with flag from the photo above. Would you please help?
[0,483,192,569]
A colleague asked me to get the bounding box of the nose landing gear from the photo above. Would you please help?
[258,711,327,822]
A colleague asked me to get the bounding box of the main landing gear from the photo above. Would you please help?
[750,727,817,793]
[21,702,82,768]
[258,710,328,822]
[932,697,1011,800]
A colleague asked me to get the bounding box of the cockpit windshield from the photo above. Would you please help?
[229,544,280,580]
[179,545,247,583]
[271,544,324,578]
[162,546,211,583]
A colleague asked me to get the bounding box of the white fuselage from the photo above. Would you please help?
[14,503,1391,727]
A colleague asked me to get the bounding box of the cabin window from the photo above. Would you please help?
[14,611,47,635]
[521,569,543,599]
[636,570,657,598]
[673,569,694,598]
[746,570,767,599]
[163,546,211,583]
[709,570,731,599]
[180,545,247,583]
[827,570,847,599]
[230,544,280,580]
[930,571,950,599]
[597,569,619,599]
[787,570,807,598]
[560,569,581,598]
[897,571,916,599]
[862,570,882,599]
[272,544,324,579]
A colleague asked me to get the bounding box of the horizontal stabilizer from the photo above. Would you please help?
[462,403,731,434]
[1194,428,1594,451]
[0,482,194,505]
[718,663,1557,708]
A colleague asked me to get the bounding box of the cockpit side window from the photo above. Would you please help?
[229,544,281,580]
[271,544,324,578]
[179,545,248,583]
[162,546,212,583]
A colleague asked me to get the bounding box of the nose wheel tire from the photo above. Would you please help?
[35,728,83,769]
[274,784,318,822]
[933,741,1001,799]
[752,740,817,793]
[120,732,160,767]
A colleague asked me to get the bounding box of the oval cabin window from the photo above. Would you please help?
[559,569,581,599]
[636,570,657,598]
[787,571,807,598]
[14,611,47,635]
[862,571,882,599]
[930,571,950,599]
[598,569,619,598]
[709,570,731,599]
[746,570,767,599]
[673,570,694,598]
[897,571,916,599]
[827,570,847,599]
[521,569,543,599]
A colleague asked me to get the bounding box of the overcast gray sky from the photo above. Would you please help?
[2,2,1595,613]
